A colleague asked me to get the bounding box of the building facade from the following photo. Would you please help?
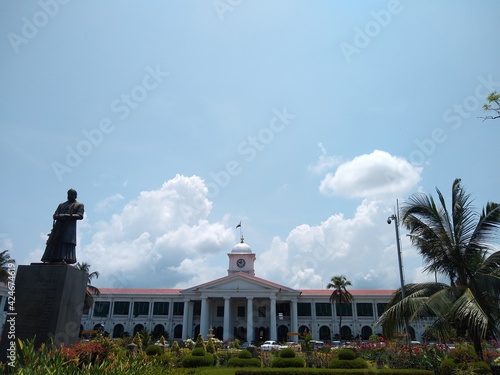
[80,237,429,342]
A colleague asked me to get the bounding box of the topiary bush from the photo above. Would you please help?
[227,356,261,367]
[271,357,305,368]
[238,350,252,359]
[181,353,214,367]
[145,344,163,356]
[328,357,368,369]
[337,348,357,360]
[191,347,206,356]
[279,348,296,358]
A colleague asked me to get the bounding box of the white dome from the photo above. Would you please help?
[231,236,252,253]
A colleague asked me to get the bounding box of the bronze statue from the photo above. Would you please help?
[41,189,84,264]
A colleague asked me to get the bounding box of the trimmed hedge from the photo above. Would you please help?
[234,370,433,375]
[145,344,163,356]
[239,350,253,359]
[440,358,491,375]
[227,357,262,367]
[271,357,305,368]
[279,348,296,358]
[337,348,357,360]
[192,347,206,356]
[181,353,214,367]
[328,358,368,369]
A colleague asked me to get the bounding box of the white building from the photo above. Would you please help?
[80,237,428,342]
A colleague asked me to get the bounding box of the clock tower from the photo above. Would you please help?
[228,236,256,276]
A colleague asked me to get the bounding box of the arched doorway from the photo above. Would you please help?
[133,324,144,335]
[340,325,352,339]
[256,326,268,342]
[408,326,416,340]
[298,325,310,336]
[152,324,166,340]
[277,325,288,342]
[234,326,246,341]
[215,326,223,340]
[319,325,331,341]
[361,326,372,340]
[173,324,182,339]
[113,324,124,338]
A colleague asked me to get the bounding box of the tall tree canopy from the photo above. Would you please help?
[326,275,353,339]
[376,179,500,358]
[482,91,500,120]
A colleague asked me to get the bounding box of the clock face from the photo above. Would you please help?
[236,258,246,268]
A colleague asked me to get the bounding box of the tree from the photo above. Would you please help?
[376,179,500,358]
[481,91,500,120]
[326,275,353,340]
[0,250,15,284]
[74,262,100,311]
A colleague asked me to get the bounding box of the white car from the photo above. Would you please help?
[260,340,280,351]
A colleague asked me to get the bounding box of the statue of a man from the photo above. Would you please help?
[41,189,84,264]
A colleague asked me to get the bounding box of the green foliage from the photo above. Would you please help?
[181,353,214,367]
[145,344,162,356]
[132,331,143,352]
[206,337,217,354]
[440,358,490,375]
[170,340,181,355]
[271,356,306,368]
[279,347,296,358]
[449,342,478,362]
[328,357,368,369]
[195,333,206,349]
[238,349,253,359]
[192,347,206,356]
[337,348,357,360]
[227,356,261,367]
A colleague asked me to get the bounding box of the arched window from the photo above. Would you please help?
[113,324,124,338]
[319,325,331,341]
[133,324,144,335]
[173,324,182,339]
[361,325,372,340]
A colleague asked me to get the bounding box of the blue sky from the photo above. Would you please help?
[1,1,500,291]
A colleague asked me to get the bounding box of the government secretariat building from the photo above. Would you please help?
[80,237,428,343]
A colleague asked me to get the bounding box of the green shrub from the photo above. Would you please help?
[227,357,261,367]
[449,343,478,362]
[328,357,368,369]
[170,340,181,355]
[206,338,217,354]
[440,358,490,375]
[337,348,357,360]
[469,361,492,374]
[271,357,306,368]
[279,348,296,358]
[192,347,206,356]
[238,349,253,359]
[145,344,163,356]
[181,353,214,367]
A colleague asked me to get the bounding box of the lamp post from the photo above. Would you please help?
[387,213,411,349]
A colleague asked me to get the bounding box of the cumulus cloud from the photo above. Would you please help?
[95,194,124,213]
[79,175,235,288]
[319,150,422,199]
[258,199,430,290]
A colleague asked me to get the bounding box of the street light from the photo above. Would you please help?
[387,213,411,349]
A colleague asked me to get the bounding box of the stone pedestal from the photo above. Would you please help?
[0,264,87,361]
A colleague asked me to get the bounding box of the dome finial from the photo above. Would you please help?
[240,235,244,243]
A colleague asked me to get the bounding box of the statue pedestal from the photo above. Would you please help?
[0,264,87,361]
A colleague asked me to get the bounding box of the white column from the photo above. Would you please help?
[291,299,298,342]
[200,297,208,338]
[182,300,189,340]
[246,297,254,343]
[223,297,231,340]
[270,295,277,341]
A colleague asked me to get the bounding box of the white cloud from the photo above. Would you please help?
[95,194,124,213]
[308,143,342,175]
[79,175,235,288]
[319,150,422,199]
[258,199,428,290]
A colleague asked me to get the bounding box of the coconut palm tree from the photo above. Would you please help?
[376,179,500,358]
[326,275,353,340]
[75,262,101,311]
[0,250,14,284]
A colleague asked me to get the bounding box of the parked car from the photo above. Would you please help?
[260,340,280,351]
[310,340,325,350]
[240,341,254,349]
